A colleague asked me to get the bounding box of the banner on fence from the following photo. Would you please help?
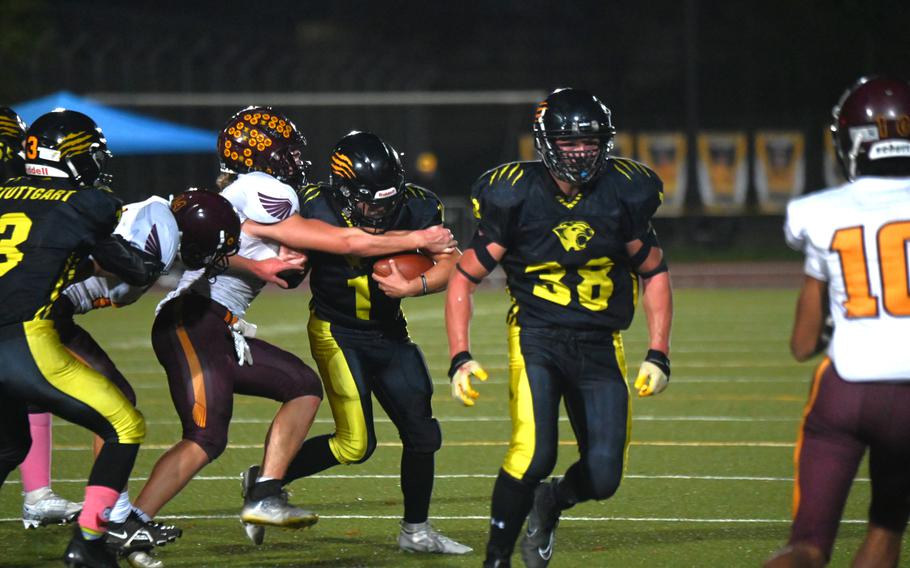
[638,132,687,216]
[754,130,805,213]
[696,132,748,214]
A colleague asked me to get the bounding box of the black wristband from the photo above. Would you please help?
[448,350,474,379]
[645,349,671,378]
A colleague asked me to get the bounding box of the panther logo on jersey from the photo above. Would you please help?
[553,220,595,251]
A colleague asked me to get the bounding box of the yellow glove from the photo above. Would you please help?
[634,349,670,397]
[448,351,489,407]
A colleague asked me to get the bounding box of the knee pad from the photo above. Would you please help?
[869,495,910,533]
[112,407,145,445]
[184,426,228,462]
[331,433,376,465]
[283,365,324,401]
[584,452,623,500]
[401,418,441,454]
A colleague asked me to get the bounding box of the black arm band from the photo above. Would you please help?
[92,235,164,287]
[638,259,668,279]
[448,351,474,379]
[645,349,671,378]
[470,231,499,273]
[456,263,483,285]
[629,241,653,268]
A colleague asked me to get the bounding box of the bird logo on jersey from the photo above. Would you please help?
[553,220,595,251]
[258,192,293,220]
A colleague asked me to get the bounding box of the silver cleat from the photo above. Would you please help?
[127,550,164,568]
[398,521,473,555]
[22,487,82,529]
[240,465,265,545]
[239,465,318,530]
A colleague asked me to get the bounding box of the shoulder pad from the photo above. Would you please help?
[402,183,444,226]
[471,161,535,213]
[69,188,123,233]
[118,199,180,268]
[222,173,299,224]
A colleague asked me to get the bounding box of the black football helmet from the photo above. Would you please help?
[24,109,112,187]
[0,106,26,180]
[217,106,310,189]
[329,131,406,232]
[831,76,910,180]
[533,88,616,184]
[170,189,241,275]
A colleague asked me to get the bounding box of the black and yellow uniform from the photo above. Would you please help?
[0,176,145,487]
[471,158,662,491]
[284,182,443,523]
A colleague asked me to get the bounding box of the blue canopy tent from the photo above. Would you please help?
[12,91,215,155]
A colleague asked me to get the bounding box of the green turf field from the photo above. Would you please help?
[0,287,901,567]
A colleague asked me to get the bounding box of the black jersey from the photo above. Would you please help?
[0,176,121,325]
[299,182,443,335]
[471,158,663,331]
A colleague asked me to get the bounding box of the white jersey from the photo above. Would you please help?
[161,172,298,318]
[785,176,910,381]
[64,196,178,314]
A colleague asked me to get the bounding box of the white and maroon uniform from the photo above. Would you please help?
[783,175,910,558]
[65,196,178,313]
[152,172,320,461]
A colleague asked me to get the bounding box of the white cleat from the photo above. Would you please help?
[127,550,165,568]
[240,465,265,545]
[22,487,82,529]
[398,521,473,555]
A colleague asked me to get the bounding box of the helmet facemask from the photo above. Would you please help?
[538,134,614,184]
[336,183,404,233]
[269,142,311,190]
[65,144,113,188]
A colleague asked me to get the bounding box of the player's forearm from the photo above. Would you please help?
[343,230,420,257]
[641,271,672,354]
[445,271,477,357]
[423,250,461,294]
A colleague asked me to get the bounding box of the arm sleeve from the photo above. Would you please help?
[92,234,164,287]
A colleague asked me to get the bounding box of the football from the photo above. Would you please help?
[372,252,435,279]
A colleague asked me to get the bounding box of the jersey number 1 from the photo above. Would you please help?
[0,212,34,277]
[830,221,910,318]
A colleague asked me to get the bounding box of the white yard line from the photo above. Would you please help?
[0,513,865,524]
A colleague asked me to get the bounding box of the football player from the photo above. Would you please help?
[445,88,673,567]
[0,107,26,181]
[765,77,910,568]
[0,109,164,568]
[245,131,470,554]
[127,108,457,545]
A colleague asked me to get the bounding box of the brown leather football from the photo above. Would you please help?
[372,252,435,279]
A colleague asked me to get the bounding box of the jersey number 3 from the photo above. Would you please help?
[0,212,33,277]
[831,221,910,318]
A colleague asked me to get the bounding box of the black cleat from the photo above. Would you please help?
[520,478,561,568]
[63,528,119,568]
[106,511,181,556]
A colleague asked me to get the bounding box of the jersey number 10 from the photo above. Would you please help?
[831,221,910,318]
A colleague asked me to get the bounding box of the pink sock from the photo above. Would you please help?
[20,413,52,493]
[78,485,120,538]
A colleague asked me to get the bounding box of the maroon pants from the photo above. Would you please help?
[791,358,910,559]
[152,294,322,461]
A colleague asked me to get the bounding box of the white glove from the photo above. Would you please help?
[448,352,488,407]
[230,319,256,366]
[634,350,670,397]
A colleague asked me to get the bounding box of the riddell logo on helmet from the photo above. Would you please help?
[25,164,50,176]
[869,140,910,160]
[375,187,398,199]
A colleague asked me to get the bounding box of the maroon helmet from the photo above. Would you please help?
[170,189,241,274]
[831,76,910,180]
[217,106,310,189]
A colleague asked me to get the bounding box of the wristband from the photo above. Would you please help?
[420,274,429,296]
[448,350,473,379]
[645,348,671,377]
